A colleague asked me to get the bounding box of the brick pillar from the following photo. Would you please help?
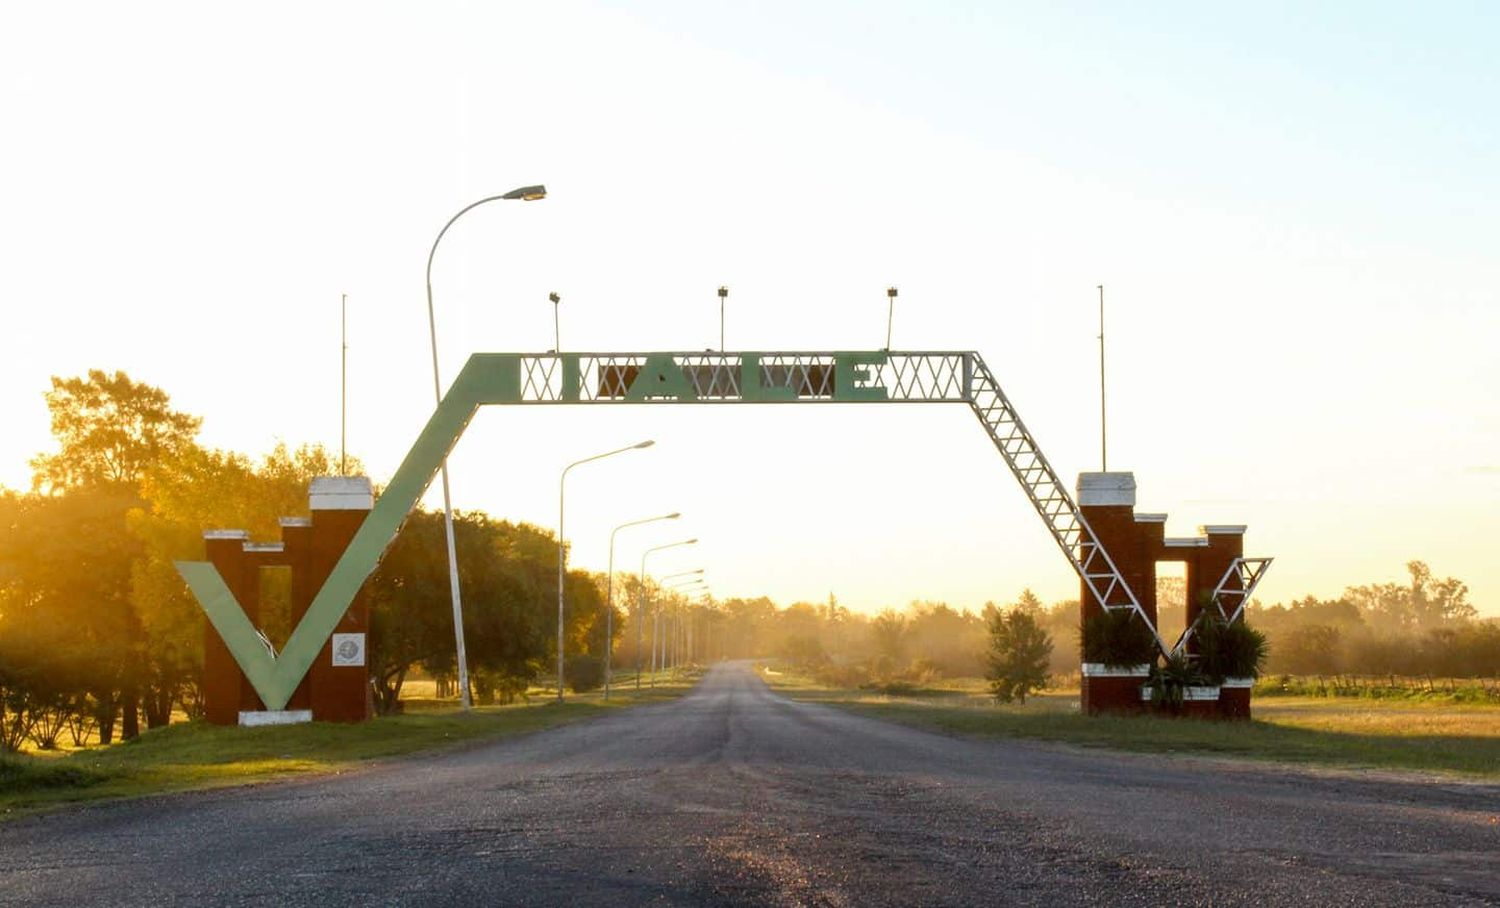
[280,518,315,713]
[1076,472,1150,625]
[203,530,255,724]
[1189,525,1245,632]
[306,477,374,722]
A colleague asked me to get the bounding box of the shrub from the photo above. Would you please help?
[987,607,1053,703]
[565,655,604,693]
[1195,612,1268,683]
[1147,653,1209,711]
[1081,609,1159,668]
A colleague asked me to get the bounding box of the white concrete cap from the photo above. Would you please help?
[242,542,285,553]
[278,517,312,528]
[1133,513,1169,523]
[204,529,251,540]
[1077,472,1136,507]
[1164,537,1210,547]
[309,476,374,511]
[1200,524,1247,535]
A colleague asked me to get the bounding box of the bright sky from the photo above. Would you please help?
[3,2,1497,618]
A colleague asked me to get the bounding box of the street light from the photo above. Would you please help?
[662,578,706,670]
[658,574,704,674]
[558,439,655,701]
[638,538,697,689]
[885,286,898,351]
[716,285,728,350]
[426,184,547,709]
[549,291,561,352]
[605,511,680,699]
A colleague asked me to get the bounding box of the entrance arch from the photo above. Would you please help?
[178,349,1268,712]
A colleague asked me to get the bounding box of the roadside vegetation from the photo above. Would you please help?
[0,675,692,818]
[761,671,1500,779]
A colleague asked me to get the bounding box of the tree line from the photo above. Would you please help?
[0,370,641,750]
[703,566,1497,688]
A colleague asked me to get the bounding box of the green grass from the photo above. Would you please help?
[764,672,1500,779]
[0,678,692,820]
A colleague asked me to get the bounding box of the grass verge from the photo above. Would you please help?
[0,678,693,820]
[764,672,1500,780]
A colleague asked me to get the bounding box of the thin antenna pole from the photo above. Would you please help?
[717,286,728,351]
[550,292,561,352]
[885,286,898,350]
[340,292,347,477]
[1098,284,1107,472]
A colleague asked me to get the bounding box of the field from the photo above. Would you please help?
[762,670,1500,779]
[0,673,690,819]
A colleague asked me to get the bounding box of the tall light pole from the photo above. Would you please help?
[885,286,898,351]
[1097,283,1107,471]
[662,576,705,670]
[549,291,561,352]
[340,292,348,477]
[558,440,655,701]
[638,538,697,689]
[426,184,546,708]
[605,511,680,699]
[717,285,728,351]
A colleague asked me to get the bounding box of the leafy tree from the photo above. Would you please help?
[1344,560,1476,632]
[869,608,907,673]
[986,605,1053,703]
[0,486,143,743]
[30,370,201,493]
[367,510,561,712]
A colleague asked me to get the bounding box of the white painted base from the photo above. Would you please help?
[1081,663,1152,678]
[239,710,313,727]
[1221,677,1255,689]
[1141,686,1221,701]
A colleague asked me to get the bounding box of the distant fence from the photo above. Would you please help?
[1255,674,1500,701]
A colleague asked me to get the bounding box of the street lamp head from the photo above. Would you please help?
[687,538,699,545]
[633,439,656,449]
[667,512,681,519]
[887,286,899,298]
[549,292,560,304]
[502,184,548,201]
[718,285,729,298]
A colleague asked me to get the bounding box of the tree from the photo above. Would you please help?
[986,605,1053,704]
[1344,560,1476,633]
[30,370,201,493]
[869,608,907,673]
[0,486,143,744]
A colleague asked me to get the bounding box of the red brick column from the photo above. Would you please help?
[306,478,374,722]
[203,531,253,725]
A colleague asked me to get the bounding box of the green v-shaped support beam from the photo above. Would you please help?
[177,350,1163,710]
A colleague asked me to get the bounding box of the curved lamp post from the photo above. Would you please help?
[638,538,697,689]
[661,575,705,669]
[426,184,546,709]
[605,511,680,699]
[557,440,655,701]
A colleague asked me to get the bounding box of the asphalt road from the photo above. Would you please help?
[2,662,1497,907]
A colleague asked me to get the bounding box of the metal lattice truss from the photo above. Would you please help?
[963,354,1164,650]
[495,350,1162,649]
[1169,557,1275,657]
[506,351,972,403]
